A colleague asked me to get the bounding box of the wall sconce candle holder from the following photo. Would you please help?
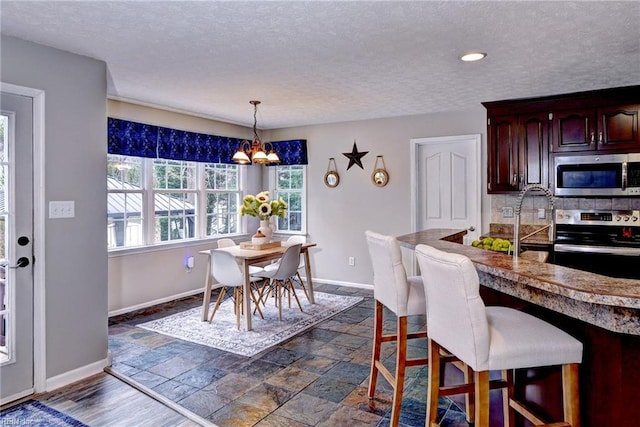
[324,157,340,188]
[372,155,389,187]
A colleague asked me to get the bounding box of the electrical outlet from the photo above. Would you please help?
[348,256,355,266]
[502,207,514,218]
[537,208,546,219]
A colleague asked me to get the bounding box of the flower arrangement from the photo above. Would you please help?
[241,191,287,220]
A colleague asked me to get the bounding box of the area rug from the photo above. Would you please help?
[139,291,363,357]
[0,400,88,426]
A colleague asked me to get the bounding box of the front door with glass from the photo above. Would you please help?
[0,92,35,403]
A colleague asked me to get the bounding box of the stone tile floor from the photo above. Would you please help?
[109,283,468,426]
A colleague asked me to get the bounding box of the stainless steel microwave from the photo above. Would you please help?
[554,153,640,197]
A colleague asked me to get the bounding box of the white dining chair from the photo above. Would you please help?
[217,238,264,275]
[208,250,264,329]
[254,243,303,321]
[415,244,582,427]
[263,235,309,301]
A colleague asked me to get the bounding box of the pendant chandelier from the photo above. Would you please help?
[232,100,280,164]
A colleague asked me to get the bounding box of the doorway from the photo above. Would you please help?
[411,134,481,243]
[0,87,41,404]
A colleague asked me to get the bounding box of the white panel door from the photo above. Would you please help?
[0,92,34,403]
[413,135,481,243]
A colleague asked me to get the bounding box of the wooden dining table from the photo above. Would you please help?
[199,241,317,331]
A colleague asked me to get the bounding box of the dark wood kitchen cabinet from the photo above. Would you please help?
[551,104,640,152]
[551,108,596,152]
[486,112,549,193]
[487,115,518,192]
[597,104,640,151]
[484,85,640,193]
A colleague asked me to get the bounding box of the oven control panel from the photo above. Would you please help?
[555,210,640,226]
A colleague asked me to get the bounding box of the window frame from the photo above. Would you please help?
[269,164,307,235]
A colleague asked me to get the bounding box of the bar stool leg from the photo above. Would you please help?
[368,300,384,400]
[474,370,490,427]
[462,364,475,423]
[389,316,408,426]
[562,363,580,427]
[502,369,515,427]
[426,339,441,427]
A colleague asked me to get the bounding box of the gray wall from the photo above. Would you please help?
[1,37,108,380]
[268,109,488,286]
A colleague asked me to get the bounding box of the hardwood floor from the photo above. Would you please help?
[31,372,203,427]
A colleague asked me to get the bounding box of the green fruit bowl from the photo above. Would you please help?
[471,237,514,253]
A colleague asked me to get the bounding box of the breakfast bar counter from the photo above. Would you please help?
[397,229,640,427]
[397,228,640,334]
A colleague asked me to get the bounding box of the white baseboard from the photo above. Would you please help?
[0,388,35,406]
[108,288,204,317]
[45,356,110,392]
[310,277,373,290]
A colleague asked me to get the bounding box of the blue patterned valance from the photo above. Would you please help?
[107,118,158,158]
[269,139,308,166]
[108,117,307,165]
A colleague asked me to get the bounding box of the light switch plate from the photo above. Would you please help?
[49,201,75,218]
[502,207,514,218]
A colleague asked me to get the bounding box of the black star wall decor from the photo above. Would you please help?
[342,140,369,170]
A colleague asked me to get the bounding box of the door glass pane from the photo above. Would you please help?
[0,114,9,363]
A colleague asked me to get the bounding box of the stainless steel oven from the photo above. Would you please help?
[554,153,640,197]
[552,209,640,279]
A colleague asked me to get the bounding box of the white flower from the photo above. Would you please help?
[256,191,269,203]
[258,202,272,217]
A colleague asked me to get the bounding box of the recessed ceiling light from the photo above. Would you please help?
[460,52,487,62]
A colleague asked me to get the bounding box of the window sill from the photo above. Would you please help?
[108,233,250,257]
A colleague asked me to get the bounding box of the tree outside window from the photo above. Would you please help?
[273,165,305,233]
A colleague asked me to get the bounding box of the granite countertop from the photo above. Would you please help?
[396,228,640,335]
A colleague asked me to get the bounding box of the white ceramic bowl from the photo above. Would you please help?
[251,236,268,245]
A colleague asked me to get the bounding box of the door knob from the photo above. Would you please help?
[1,257,30,269]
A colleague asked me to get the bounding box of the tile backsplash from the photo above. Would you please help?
[490,195,640,225]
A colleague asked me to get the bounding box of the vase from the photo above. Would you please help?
[258,219,274,241]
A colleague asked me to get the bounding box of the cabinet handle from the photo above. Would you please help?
[590,132,595,144]
[599,131,604,144]
[512,174,517,185]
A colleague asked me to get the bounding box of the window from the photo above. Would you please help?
[272,165,306,233]
[204,163,240,236]
[153,159,197,242]
[107,155,241,249]
[107,155,144,248]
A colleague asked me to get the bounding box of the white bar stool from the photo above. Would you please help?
[365,231,428,426]
[415,244,582,427]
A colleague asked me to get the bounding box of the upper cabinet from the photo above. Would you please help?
[484,86,640,193]
[597,104,640,151]
[486,113,548,193]
[551,109,596,152]
[552,105,639,152]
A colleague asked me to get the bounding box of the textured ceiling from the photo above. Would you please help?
[1,1,639,129]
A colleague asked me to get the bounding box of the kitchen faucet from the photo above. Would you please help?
[513,184,556,258]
